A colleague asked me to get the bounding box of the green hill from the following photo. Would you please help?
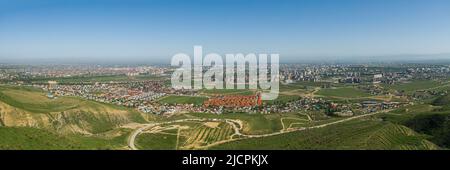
[432,94,450,106]
[0,85,147,134]
[405,113,450,148]
[210,119,438,150]
[0,126,130,150]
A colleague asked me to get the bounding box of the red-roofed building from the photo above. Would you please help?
[204,93,262,108]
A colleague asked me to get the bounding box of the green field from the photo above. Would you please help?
[135,121,235,150]
[281,117,310,129]
[282,81,332,89]
[379,104,438,123]
[0,86,83,113]
[181,122,234,149]
[136,132,179,150]
[264,95,301,105]
[383,80,444,93]
[158,95,207,106]
[316,87,371,98]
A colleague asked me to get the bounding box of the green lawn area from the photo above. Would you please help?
[158,95,207,106]
[135,133,178,150]
[316,87,371,98]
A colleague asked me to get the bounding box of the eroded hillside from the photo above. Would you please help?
[0,85,147,135]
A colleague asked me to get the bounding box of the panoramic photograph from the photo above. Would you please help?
[1,0,450,164]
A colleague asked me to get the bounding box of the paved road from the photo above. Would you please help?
[128,109,391,150]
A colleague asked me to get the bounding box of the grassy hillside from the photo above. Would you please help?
[380,98,450,149]
[400,97,450,148]
[136,133,178,150]
[0,86,79,113]
[404,114,450,148]
[210,119,438,150]
[0,85,147,134]
[0,126,130,150]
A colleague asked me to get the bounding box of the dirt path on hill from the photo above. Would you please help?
[128,109,391,150]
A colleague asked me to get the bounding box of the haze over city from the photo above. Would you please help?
[1,0,450,64]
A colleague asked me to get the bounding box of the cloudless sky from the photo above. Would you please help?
[1,0,450,63]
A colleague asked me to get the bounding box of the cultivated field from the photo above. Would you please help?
[135,120,235,150]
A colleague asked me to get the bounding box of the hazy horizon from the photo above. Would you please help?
[3,53,450,65]
[1,0,450,63]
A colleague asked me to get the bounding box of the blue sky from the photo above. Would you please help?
[1,0,450,63]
